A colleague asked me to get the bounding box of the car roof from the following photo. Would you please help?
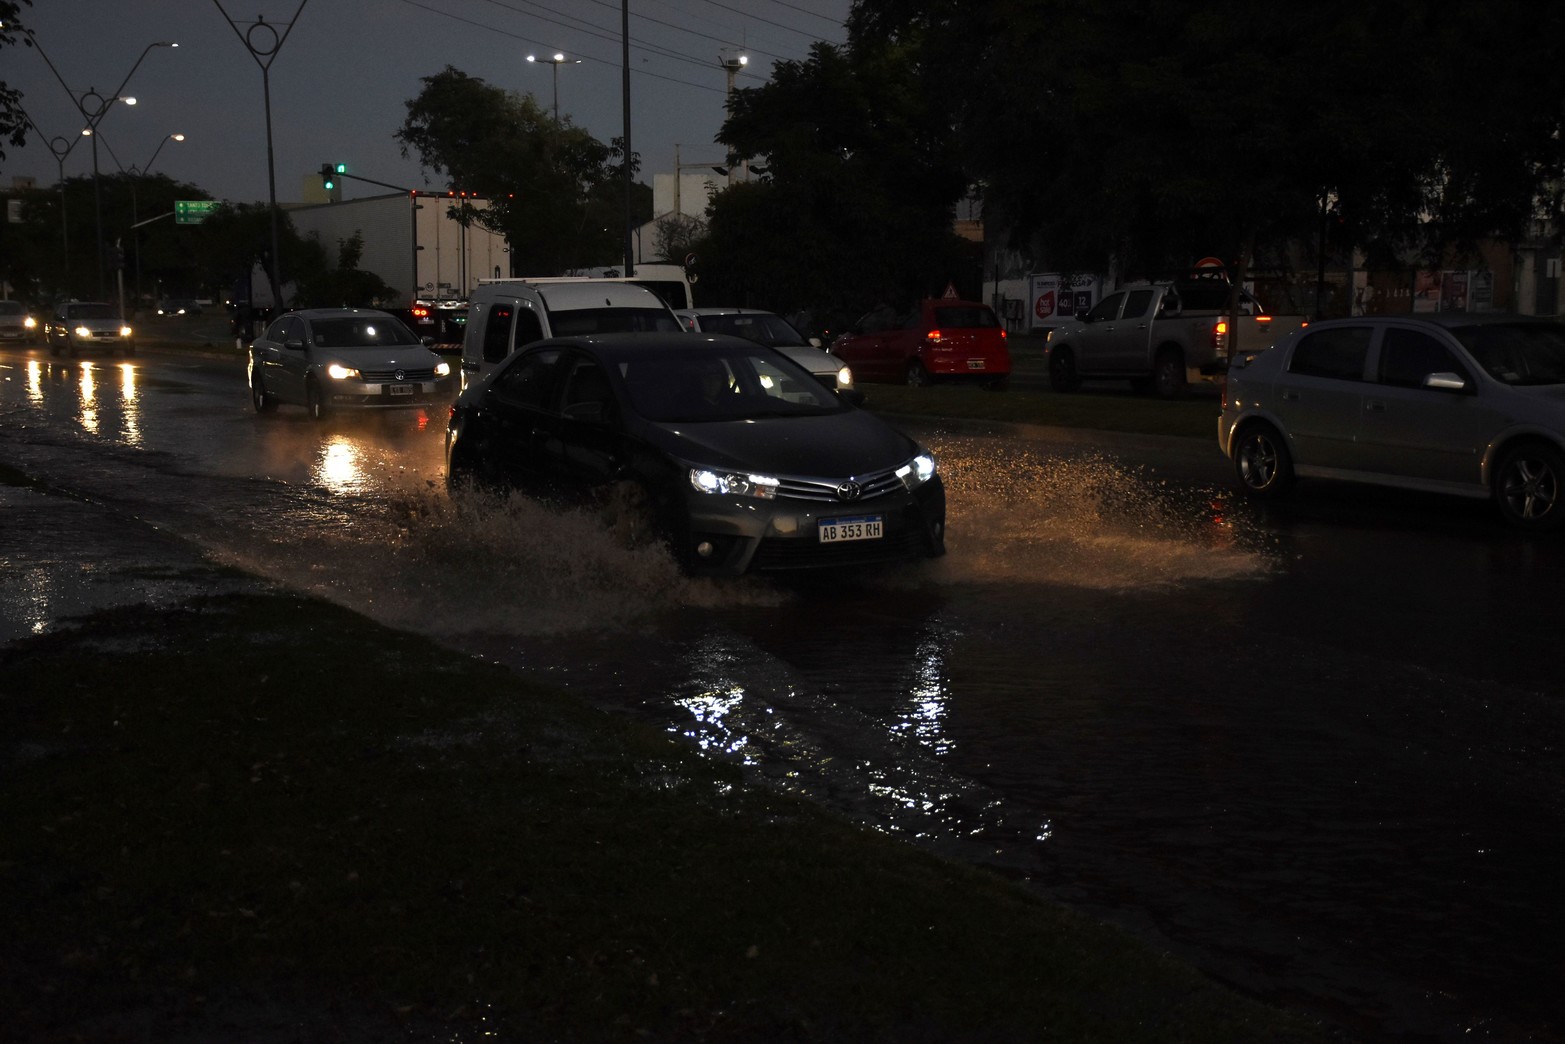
[281,308,400,320]
[481,279,665,309]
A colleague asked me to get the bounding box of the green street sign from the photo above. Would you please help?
[175,200,219,225]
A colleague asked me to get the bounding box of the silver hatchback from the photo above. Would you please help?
[249,308,451,420]
[1219,314,1565,531]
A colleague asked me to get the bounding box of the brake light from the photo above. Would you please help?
[1255,315,1272,324]
[411,306,432,321]
[1212,319,1228,350]
[926,328,943,343]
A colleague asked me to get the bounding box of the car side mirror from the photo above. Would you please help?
[282,338,305,351]
[563,400,609,423]
[808,336,822,348]
[838,387,867,407]
[1075,310,1090,322]
[421,335,436,348]
[1423,372,1469,392]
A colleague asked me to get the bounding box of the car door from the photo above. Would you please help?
[1071,292,1126,372]
[1275,324,1374,471]
[275,316,313,404]
[832,307,895,380]
[1105,288,1156,372]
[255,316,304,404]
[476,347,564,491]
[550,353,627,497]
[1356,325,1495,487]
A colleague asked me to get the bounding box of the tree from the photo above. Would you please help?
[710,41,973,318]
[396,67,635,275]
[0,1,33,164]
[849,0,1565,286]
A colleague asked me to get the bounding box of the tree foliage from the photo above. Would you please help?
[847,0,1565,281]
[0,1,33,163]
[707,41,976,319]
[396,66,643,275]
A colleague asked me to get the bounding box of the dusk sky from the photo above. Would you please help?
[4,0,850,204]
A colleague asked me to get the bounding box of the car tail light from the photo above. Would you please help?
[1212,320,1228,351]
[411,306,432,322]
[925,328,943,343]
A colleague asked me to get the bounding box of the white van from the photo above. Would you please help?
[460,279,682,388]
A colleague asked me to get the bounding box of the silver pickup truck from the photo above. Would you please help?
[1044,281,1306,397]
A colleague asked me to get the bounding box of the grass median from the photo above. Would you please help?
[1,590,1328,1042]
[862,382,1218,440]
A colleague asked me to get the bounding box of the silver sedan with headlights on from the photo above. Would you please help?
[248,308,452,420]
[673,307,862,404]
[1220,313,1565,531]
[445,332,946,575]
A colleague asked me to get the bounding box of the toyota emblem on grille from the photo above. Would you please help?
[836,481,863,501]
[394,369,406,381]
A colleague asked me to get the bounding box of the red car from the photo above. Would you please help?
[831,298,1011,388]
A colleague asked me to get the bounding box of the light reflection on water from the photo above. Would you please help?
[77,361,98,434]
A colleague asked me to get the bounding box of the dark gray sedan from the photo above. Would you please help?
[445,333,946,574]
[1219,313,1565,530]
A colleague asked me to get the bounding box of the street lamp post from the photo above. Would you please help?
[718,52,748,185]
[217,2,311,321]
[526,52,580,122]
[19,108,83,274]
[128,133,185,306]
[29,36,177,300]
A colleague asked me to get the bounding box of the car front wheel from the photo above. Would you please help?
[251,367,277,413]
[1233,422,1294,499]
[305,379,328,422]
[905,360,932,387]
[1493,441,1565,532]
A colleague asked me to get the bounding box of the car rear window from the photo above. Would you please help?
[1288,327,1371,381]
[932,306,998,329]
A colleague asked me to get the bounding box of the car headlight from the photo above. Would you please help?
[435,360,451,377]
[119,325,133,338]
[326,363,360,380]
[689,467,779,500]
[24,316,37,330]
[836,365,854,389]
[73,325,91,338]
[896,453,937,490]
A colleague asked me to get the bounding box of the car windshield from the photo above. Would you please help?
[0,302,24,316]
[932,305,999,329]
[621,346,846,422]
[66,303,115,320]
[700,313,807,347]
[310,316,419,347]
[1453,323,1565,386]
[548,307,681,337]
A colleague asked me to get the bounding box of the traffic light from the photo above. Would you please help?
[320,163,335,191]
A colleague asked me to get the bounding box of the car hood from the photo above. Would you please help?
[774,344,844,376]
[638,408,921,477]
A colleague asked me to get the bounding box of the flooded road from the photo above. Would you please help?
[3,347,1562,1043]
